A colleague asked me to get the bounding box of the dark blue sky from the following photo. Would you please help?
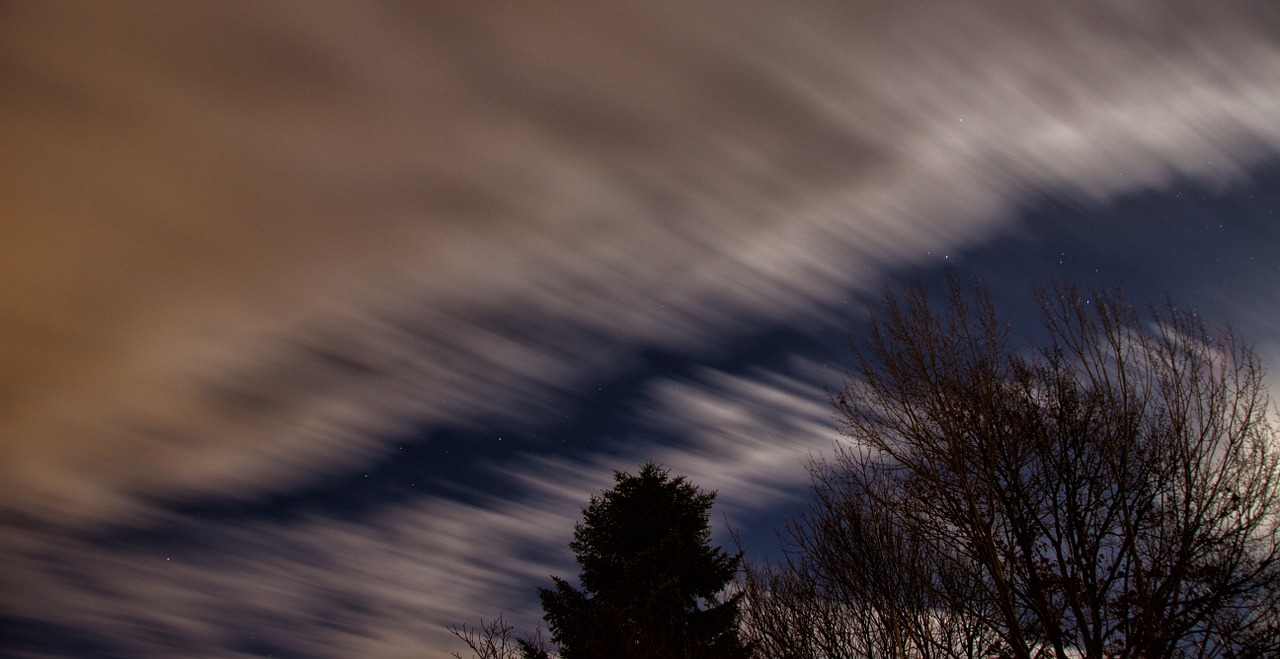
[4,3,1280,657]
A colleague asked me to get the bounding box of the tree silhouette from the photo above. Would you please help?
[742,280,1280,659]
[538,462,752,659]
[449,615,551,659]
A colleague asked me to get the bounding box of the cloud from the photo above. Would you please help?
[7,2,1280,650]
[3,0,1280,559]
[6,338,1276,656]
[0,359,841,658]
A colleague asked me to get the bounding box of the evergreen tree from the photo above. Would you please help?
[538,462,752,658]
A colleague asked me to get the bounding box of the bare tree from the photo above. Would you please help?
[449,614,552,659]
[742,280,1280,659]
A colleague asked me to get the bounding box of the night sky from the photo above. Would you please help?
[4,2,1280,657]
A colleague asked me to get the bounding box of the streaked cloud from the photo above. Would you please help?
[4,1,1280,656]
[5,0,1280,525]
[1,361,836,657]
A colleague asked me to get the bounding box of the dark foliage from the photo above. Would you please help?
[539,462,753,659]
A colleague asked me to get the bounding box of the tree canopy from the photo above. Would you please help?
[539,461,752,659]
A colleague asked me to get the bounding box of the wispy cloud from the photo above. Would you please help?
[5,0,1278,527]
[4,2,1280,655]
[2,359,838,657]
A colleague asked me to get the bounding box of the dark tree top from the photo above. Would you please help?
[538,462,751,659]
